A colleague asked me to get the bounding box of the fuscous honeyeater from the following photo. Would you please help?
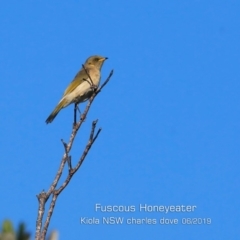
[46,55,108,124]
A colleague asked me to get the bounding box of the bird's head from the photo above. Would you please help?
[85,55,108,70]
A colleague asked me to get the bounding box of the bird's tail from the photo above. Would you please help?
[46,98,67,124]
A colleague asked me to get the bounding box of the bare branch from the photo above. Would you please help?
[35,70,113,240]
[35,191,46,240]
[41,193,57,239]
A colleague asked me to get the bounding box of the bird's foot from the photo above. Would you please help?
[91,84,98,91]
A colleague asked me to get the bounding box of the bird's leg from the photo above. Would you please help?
[74,104,83,126]
[74,103,77,125]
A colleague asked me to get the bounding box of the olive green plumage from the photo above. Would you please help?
[46,55,107,124]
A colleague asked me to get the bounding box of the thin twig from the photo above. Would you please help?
[61,139,72,171]
[97,69,114,94]
[93,128,102,143]
[82,64,94,86]
[41,193,57,239]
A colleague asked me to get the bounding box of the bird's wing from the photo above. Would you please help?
[63,68,89,96]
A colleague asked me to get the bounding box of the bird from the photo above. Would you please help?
[46,55,108,124]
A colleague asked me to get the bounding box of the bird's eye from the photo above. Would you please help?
[95,58,99,61]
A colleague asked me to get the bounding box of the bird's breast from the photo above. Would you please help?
[66,76,99,104]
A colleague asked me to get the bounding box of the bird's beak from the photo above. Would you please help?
[99,57,108,62]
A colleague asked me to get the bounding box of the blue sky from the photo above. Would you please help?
[0,1,240,239]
